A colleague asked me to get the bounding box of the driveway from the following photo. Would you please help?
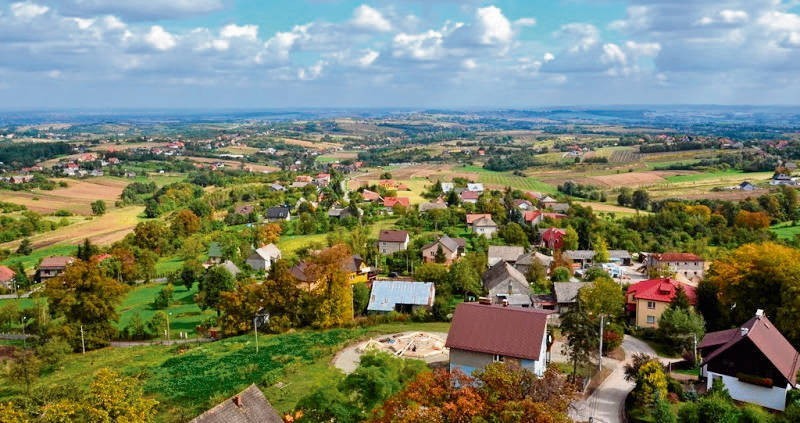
[570,335,670,423]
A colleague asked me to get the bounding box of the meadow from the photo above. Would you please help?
[115,283,215,337]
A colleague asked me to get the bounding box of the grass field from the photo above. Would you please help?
[277,233,329,257]
[0,244,77,271]
[116,283,215,337]
[770,222,800,240]
[0,177,130,215]
[663,169,764,183]
[0,321,450,421]
[155,256,185,275]
[460,166,557,193]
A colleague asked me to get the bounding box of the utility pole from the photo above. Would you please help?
[80,325,85,354]
[166,312,172,343]
[693,333,698,368]
[598,314,605,374]
[21,316,26,348]
[254,316,259,354]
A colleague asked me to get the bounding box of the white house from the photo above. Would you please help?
[245,244,282,272]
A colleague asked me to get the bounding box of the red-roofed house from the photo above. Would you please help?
[541,227,567,250]
[466,213,492,226]
[315,173,331,187]
[0,265,15,290]
[523,210,567,226]
[37,256,75,282]
[446,303,553,376]
[626,277,696,328]
[699,311,800,411]
[360,189,381,202]
[378,230,410,255]
[646,252,706,280]
[383,197,410,208]
[460,190,480,204]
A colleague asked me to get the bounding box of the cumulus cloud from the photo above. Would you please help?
[557,23,599,52]
[144,25,176,51]
[351,4,392,32]
[393,30,444,60]
[10,1,50,20]
[474,6,513,45]
[357,49,379,67]
[221,24,258,41]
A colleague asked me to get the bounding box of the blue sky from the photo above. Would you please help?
[2,0,800,109]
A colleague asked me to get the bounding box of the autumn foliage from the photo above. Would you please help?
[370,364,577,423]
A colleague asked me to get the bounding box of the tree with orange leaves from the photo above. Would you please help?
[305,243,355,328]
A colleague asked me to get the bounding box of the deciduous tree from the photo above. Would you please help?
[196,266,235,316]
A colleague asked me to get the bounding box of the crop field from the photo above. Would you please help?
[607,148,643,163]
[662,169,770,183]
[116,283,215,338]
[185,156,278,173]
[280,137,342,150]
[0,177,129,215]
[459,166,557,193]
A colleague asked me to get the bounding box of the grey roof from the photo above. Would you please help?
[516,252,553,268]
[488,246,525,264]
[266,206,290,219]
[608,250,631,259]
[553,282,592,304]
[250,244,281,261]
[564,250,595,260]
[419,202,448,212]
[423,235,466,253]
[473,216,497,227]
[502,293,533,306]
[190,384,282,423]
[367,281,436,312]
[221,260,241,277]
[549,203,570,212]
[482,261,529,291]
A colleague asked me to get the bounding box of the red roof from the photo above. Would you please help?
[627,278,697,304]
[652,252,703,262]
[378,230,408,243]
[701,314,800,385]
[460,191,480,200]
[466,213,492,224]
[542,227,566,242]
[383,197,410,207]
[524,211,567,222]
[361,190,381,201]
[446,303,553,361]
[0,265,15,282]
[39,256,74,269]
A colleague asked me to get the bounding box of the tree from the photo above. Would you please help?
[353,282,370,316]
[7,349,41,395]
[632,189,650,210]
[652,393,677,423]
[670,284,691,311]
[76,238,98,261]
[560,304,598,381]
[305,244,355,328]
[178,259,204,290]
[152,283,175,309]
[562,225,579,251]
[133,221,168,255]
[91,200,106,216]
[448,260,482,296]
[704,242,800,345]
[578,276,624,319]
[635,360,668,408]
[380,172,392,179]
[16,238,32,256]
[44,260,128,350]
[170,209,201,238]
[499,222,529,248]
[658,307,705,355]
[255,223,282,246]
[434,244,446,264]
[593,236,610,263]
[196,266,235,315]
[617,187,633,207]
[147,311,169,338]
[551,266,571,282]
[12,263,29,289]
[88,368,158,422]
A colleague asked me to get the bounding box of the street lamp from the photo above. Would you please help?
[21,316,27,348]
[166,312,172,343]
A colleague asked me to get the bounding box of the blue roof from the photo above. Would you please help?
[367,281,436,312]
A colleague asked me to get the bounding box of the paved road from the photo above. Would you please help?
[570,335,665,423]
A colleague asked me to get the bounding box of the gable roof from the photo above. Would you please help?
[482,261,528,291]
[701,314,800,385]
[488,246,525,264]
[422,235,466,254]
[208,242,223,258]
[609,250,631,259]
[190,384,282,423]
[367,281,435,311]
[627,278,697,304]
[419,202,448,212]
[250,244,281,261]
[0,265,15,282]
[378,230,409,243]
[460,191,480,200]
[445,303,552,360]
[361,189,381,201]
[516,251,553,268]
[523,210,567,222]
[564,250,595,260]
[651,252,703,262]
[554,282,591,304]
[466,213,492,224]
[473,216,497,227]
[39,256,74,269]
[220,260,241,277]
[383,197,410,207]
[266,206,290,219]
[541,227,566,242]
[467,183,484,192]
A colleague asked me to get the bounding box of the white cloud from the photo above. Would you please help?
[297,61,325,80]
[475,6,512,45]
[72,17,94,29]
[393,30,444,60]
[221,24,258,40]
[357,49,379,67]
[10,2,49,20]
[543,52,554,62]
[145,25,176,51]
[351,4,392,32]
[462,58,477,69]
[625,41,660,57]
[557,23,599,52]
[42,0,223,21]
[601,43,626,65]
[514,17,536,27]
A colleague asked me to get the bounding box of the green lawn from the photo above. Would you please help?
[770,222,800,240]
[0,321,450,422]
[155,256,185,276]
[0,244,77,272]
[277,233,328,257]
[0,296,38,310]
[116,283,215,337]
[664,169,771,184]
[460,165,557,193]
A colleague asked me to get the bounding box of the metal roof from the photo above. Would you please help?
[367,281,435,312]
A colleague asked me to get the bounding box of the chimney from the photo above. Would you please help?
[502,299,509,307]
[755,309,764,318]
[741,328,749,337]
[232,395,242,407]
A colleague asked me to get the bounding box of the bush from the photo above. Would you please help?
[54,210,73,217]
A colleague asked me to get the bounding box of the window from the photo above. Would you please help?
[493,354,504,362]
[646,315,656,324]
[647,301,656,309]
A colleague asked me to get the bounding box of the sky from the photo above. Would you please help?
[3,0,800,109]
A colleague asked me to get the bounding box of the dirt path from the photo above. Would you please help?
[332,331,449,374]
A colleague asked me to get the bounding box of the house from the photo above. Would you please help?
[328,206,360,220]
[515,252,553,275]
[220,260,241,277]
[419,201,448,213]
[190,384,282,423]
[699,310,800,411]
[291,251,371,290]
[367,281,435,313]
[269,183,286,192]
[609,250,633,266]
[553,282,591,314]
[36,256,74,282]
[290,181,309,189]
[467,183,484,193]
[466,213,491,227]
[564,250,595,269]
[647,252,705,280]
[626,277,697,328]
[378,230,409,255]
[472,216,498,238]
[548,203,570,213]
[523,210,567,226]
[295,175,313,183]
[446,303,553,376]
[539,196,558,207]
[207,242,223,265]
[487,246,525,267]
[245,244,281,272]
[315,173,331,187]
[10,175,33,184]
[540,227,566,250]
[0,265,15,290]
[512,199,535,211]
[460,190,480,204]
[770,173,797,186]
[739,181,756,191]
[422,235,466,264]
[383,197,410,209]
[482,261,531,306]
[360,189,381,202]
[266,206,291,221]
[440,182,454,193]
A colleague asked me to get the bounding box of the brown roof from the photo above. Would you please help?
[466,213,491,224]
[653,252,703,262]
[445,303,552,361]
[190,384,282,423]
[701,314,800,385]
[378,230,409,243]
[39,256,74,269]
[235,205,255,215]
[0,265,14,282]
